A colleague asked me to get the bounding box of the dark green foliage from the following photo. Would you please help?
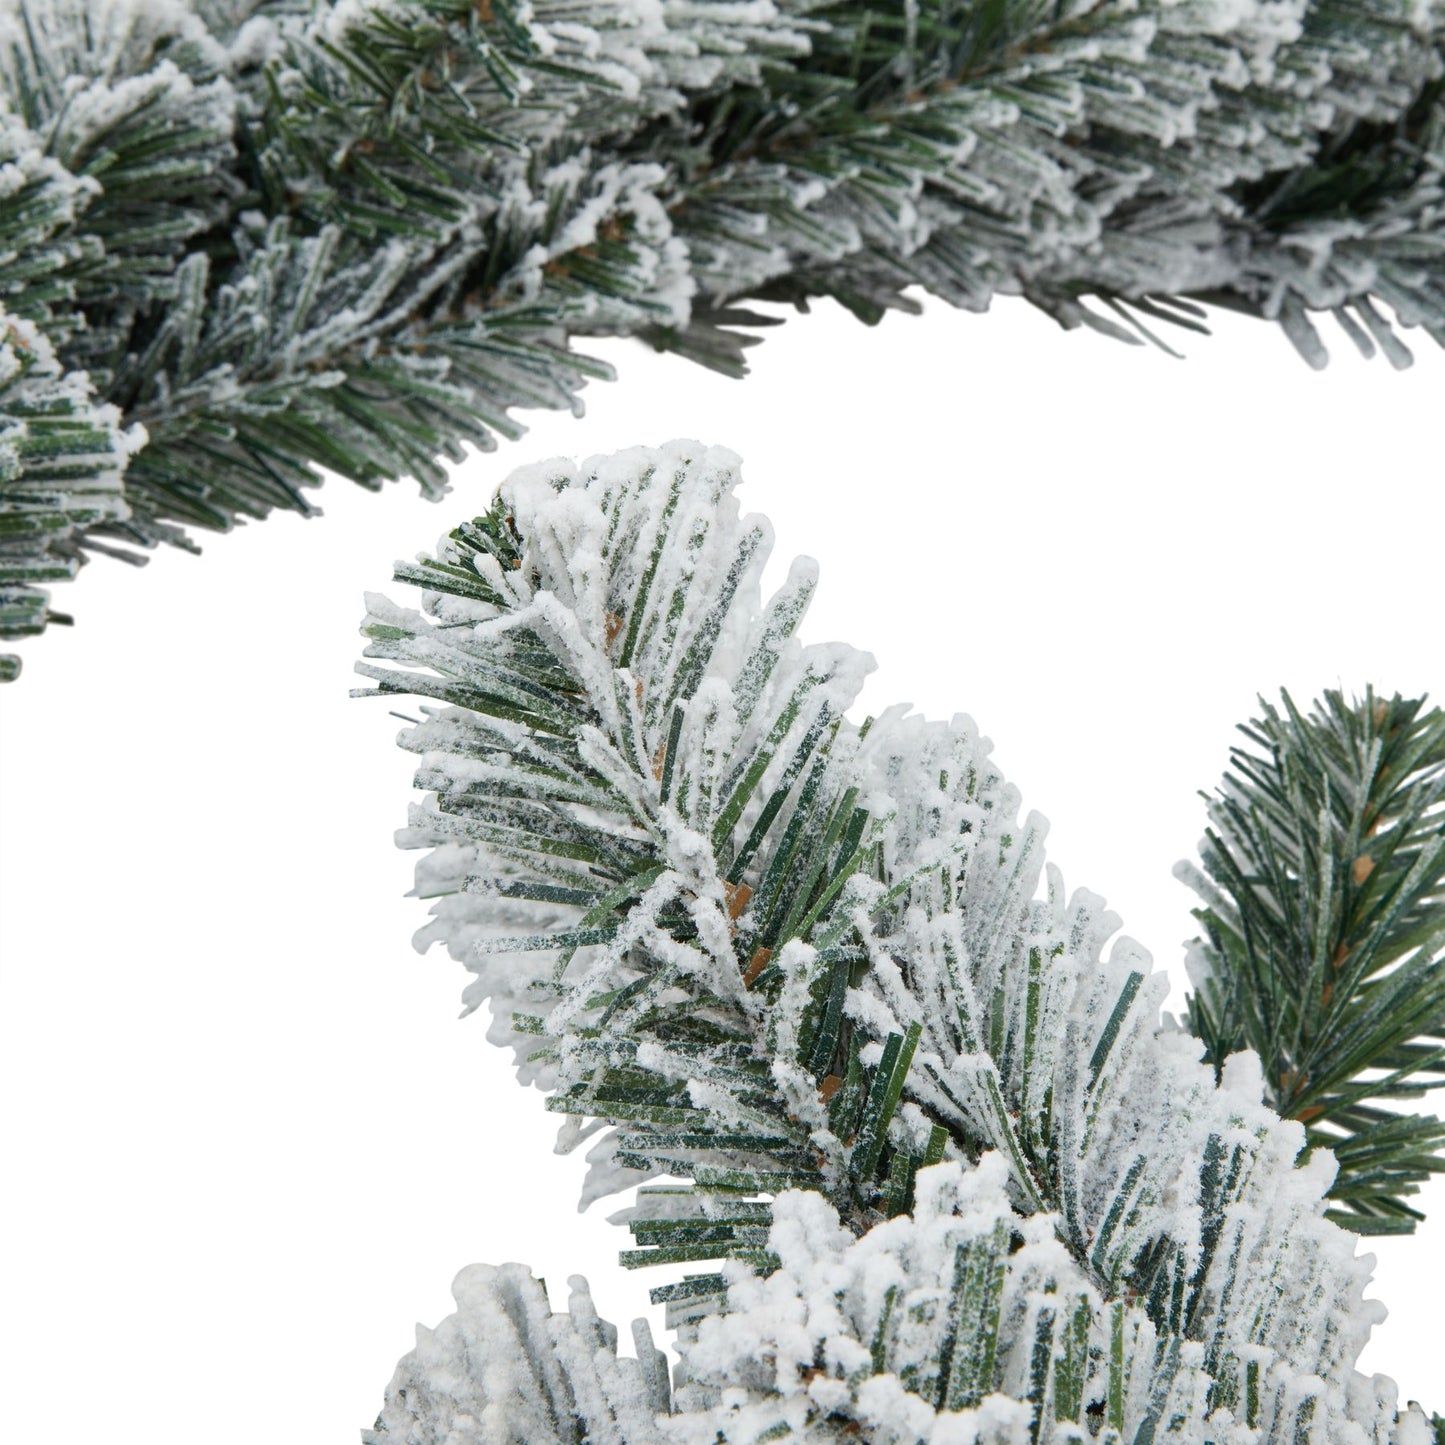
[1181,688,1445,1233]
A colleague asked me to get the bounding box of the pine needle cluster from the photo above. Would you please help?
[1180,691,1445,1235]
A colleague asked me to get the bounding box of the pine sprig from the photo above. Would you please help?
[1179,689,1445,1234]
[356,445,905,1267]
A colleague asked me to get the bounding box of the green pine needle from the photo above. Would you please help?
[1180,688,1445,1233]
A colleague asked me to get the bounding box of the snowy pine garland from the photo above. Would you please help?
[4,0,1445,675]
[357,442,1445,1445]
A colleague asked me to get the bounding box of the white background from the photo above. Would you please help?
[1,294,1441,1443]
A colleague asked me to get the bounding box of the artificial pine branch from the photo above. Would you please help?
[359,442,1437,1445]
[5,0,1445,675]
[1179,688,1445,1234]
